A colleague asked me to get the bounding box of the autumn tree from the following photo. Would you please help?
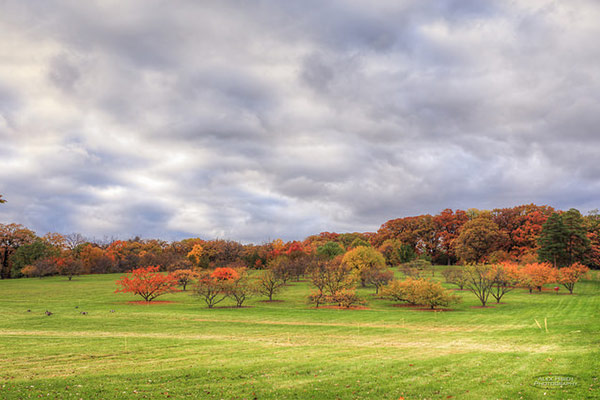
[171,269,199,291]
[489,262,520,303]
[381,278,423,305]
[307,257,356,307]
[519,262,556,293]
[342,246,386,287]
[56,257,84,280]
[256,269,285,301]
[211,267,240,281]
[364,267,394,294]
[9,238,59,278]
[442,267,468,290]
[223,269,255,307]
[329,289,366,308]
[378,239,406,267]
[455,217,505,264]
[0,194,5,203]
[268,256,294,284]
[115,266,178,302]
[434,209,468,264]
[194,272,229,308]
[414,280,461,310]
[558,262,589,294]
[462,264,495,307]
[0,223,36,279]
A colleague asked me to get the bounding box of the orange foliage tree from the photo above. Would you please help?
[171,269,199,291]
[558,263,589,294]
[519,262,557,293]
[211,267,240,281]
[115,266,178,302]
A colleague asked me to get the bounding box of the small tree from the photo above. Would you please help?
[442,267,468,290]
[558,262,589,294]
[223,270,255,307]
[56,257,83,281]
[268,256,294,284]
[211,267,239,281]
[519,262,556,293]
[462,264,495,307]
[194,273,228,308]
[307,258,356,307]
[171,269,199,291]
[365,267,394,294]
[257,269,285,301]
[115,266,178,302]
[490,262,520,303]
[342,246,386,287]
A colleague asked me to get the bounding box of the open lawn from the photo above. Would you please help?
[0,268,598,399]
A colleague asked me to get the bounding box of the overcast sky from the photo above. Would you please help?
[1,0,599,243]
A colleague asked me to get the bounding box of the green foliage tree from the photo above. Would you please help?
[537,213,567,268]
[316,241,345,260]
[562,208,590,266]
[538,210,590,268]
[10,239,60,278]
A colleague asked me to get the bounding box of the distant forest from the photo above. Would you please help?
[1,203,598,279]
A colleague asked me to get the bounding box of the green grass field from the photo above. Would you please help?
[0,268,598,399]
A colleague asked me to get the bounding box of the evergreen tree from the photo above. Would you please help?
[538,213,567,268]
[562,208,590,266]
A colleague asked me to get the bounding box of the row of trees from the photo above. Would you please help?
[2,203,599,282]
[442,262,589,306]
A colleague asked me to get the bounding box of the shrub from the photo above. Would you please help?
[330,289,366,308]
[382,278,460,309]
[381,278,423,305]
[414,280,461,310]
[21,264,38,278]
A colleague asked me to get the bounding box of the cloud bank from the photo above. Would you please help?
[1,0,600,242]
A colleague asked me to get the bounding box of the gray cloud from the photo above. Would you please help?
[1,0,600,242]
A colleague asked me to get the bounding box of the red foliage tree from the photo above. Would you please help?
[210,267,240,281]
[115,266,178,302]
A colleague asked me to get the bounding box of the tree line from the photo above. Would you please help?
[1,203,599,280]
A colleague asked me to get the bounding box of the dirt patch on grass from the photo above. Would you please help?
[125,301,175,305]
[317,305,370,310]
[390,303,419,308]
